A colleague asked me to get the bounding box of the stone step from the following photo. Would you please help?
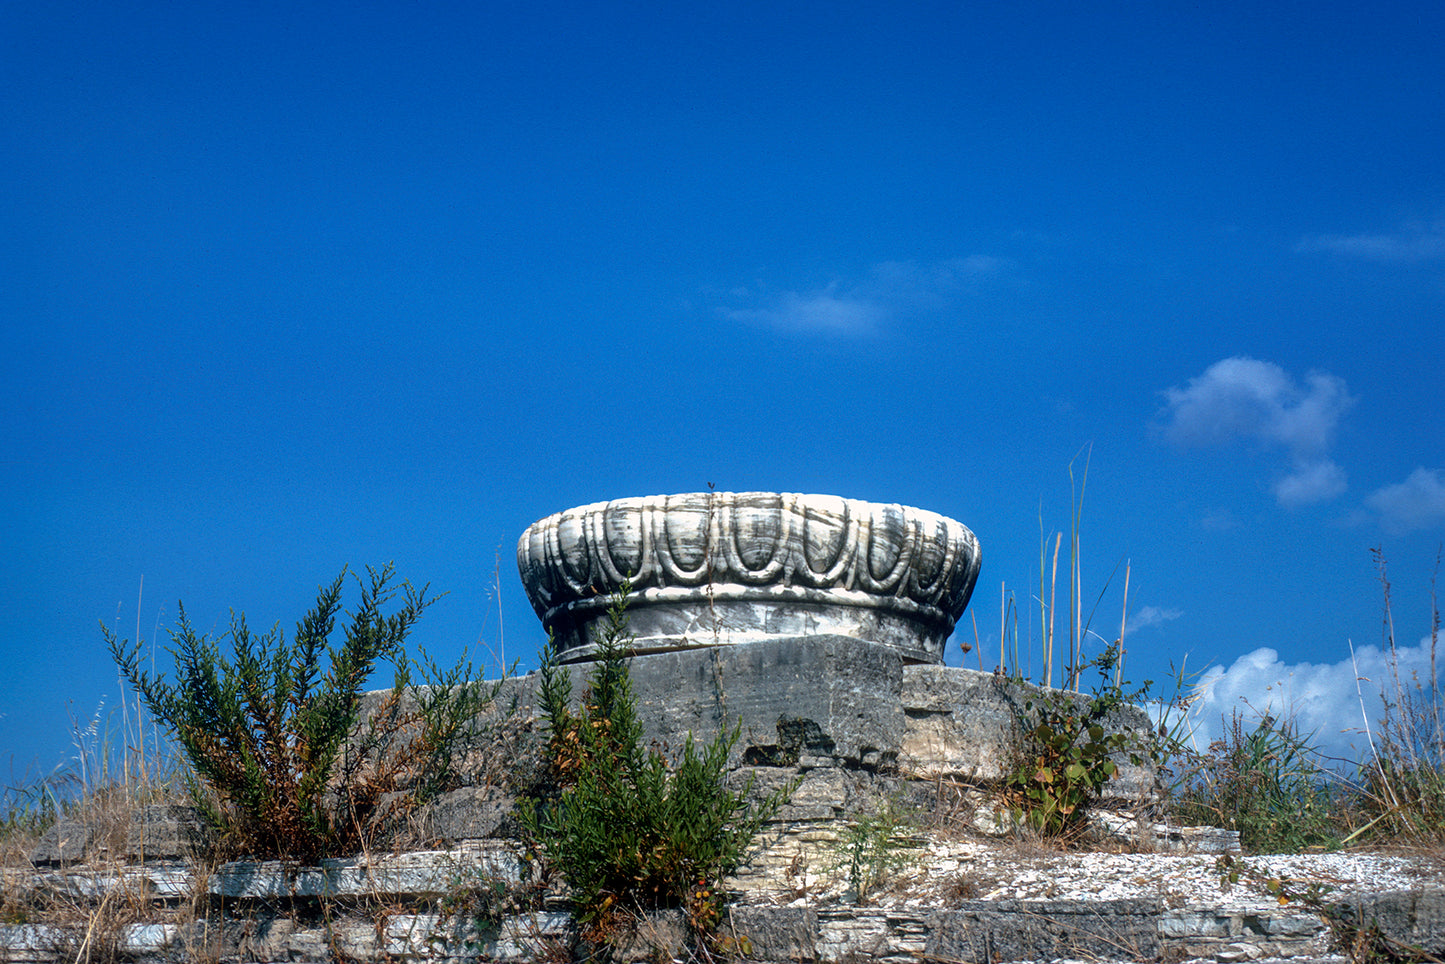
[3,880,1439,962]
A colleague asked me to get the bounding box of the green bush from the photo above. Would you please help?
[1006,642,1148,837]
[1172,711,1343,853]
[523,586,789,952]
[108,563,507,861]
[827,793,921,904]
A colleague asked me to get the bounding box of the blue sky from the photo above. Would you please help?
[4,0,1443,774]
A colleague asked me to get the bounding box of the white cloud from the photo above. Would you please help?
[1199,509,1239,531]
[724,289,887,336]
[1274,459,1348,508]
[1297,221,1445,263]
[1365,468,1445,534]
[1159,357,1355,507]
[1128,605,1183,633]
[721,256,1010,338]
[1168,639,1441,763]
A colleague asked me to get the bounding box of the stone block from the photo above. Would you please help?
[420,785,516,842]
[126,804,208,860]
[1338,886,1445,956]
[901,666,1020,783]
[728,905,818,961]
[28,818,91,866]
[609,635,904,768]
[927,898,1162,962]
[900,665,1158,801]
[209,847,525,899]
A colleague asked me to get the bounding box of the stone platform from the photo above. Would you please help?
[8,841,1441,962]
[541,634,1157,802]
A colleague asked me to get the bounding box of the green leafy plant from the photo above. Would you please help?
[827,794,922,904]
[1006,641,1147,837]
[523,584,790,953]
[1172,710,1343,853]
[107,563,507,861]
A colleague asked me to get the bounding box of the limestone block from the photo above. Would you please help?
[728,905,818,961]
[28,818,91,866]
[419,785,516,842]
[927,898,1162,962]
[900,664,1159,802]
[1338,886,1445,956]
[209,846,525,899]
[1158,906,1330,960]
[610,635,905,767]
[125,804,208,861]
[901,665,1020,783]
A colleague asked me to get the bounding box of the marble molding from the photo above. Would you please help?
[516,492,981,663]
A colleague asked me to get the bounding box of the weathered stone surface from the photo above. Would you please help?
[7,848,1442,963]
[33,864,194,900]
[729,905,818,961]
[125,804,208,861]
[900,664,1159,802]
[518,492,981,664]
[1092,810,1242,852]
[1160,905,1330,960]
[209,845,525,899]
[419,785,516,842]
[28,818,91,866]
[819,909,929,962]
[927,898,1163,962]
[1337,886,1445,955]
[901,665,1020,783]
[609,635,904,768]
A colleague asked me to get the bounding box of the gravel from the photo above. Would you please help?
[759,835,1442,912]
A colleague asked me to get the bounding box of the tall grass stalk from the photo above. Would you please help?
[996,447,1130,692]
[1356,547,1445,842]
[1116,562,1130,689]
[1068,443,1091,691]
[1047,531,1061,688]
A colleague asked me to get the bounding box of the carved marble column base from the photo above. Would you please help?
[517,492,982,665]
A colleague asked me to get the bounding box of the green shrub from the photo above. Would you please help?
[1172,711,1343,853]
[108,563,507,861]
[523,586,789,952]
[1006,642,1148,837]
[827,793,921,904]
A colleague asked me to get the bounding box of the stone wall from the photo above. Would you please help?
[5,637,1187,963]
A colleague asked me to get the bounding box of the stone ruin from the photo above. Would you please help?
[514,490,1152,796]
[14,493,1444,963]
[13,491,1292,964]
[518,491,982,664]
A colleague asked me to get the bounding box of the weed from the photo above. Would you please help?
[1354,547,1445,844]
[826,794,922,904]
[107,563,510,862]
[1172,709,1344,853]
[1005,641,1150,837]
[523,583,791,956]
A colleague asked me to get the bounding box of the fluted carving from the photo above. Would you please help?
[517,492,981,663]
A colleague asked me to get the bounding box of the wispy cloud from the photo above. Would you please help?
[1365,467,1445,534]
[1297,220,1445,263]
[1175,639,1441,762]
[725,288,888,336]
[1158,357,1355,508]
[1274,459,1348,509]
[1128,605,1183,634]
[720,256,1010,338]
